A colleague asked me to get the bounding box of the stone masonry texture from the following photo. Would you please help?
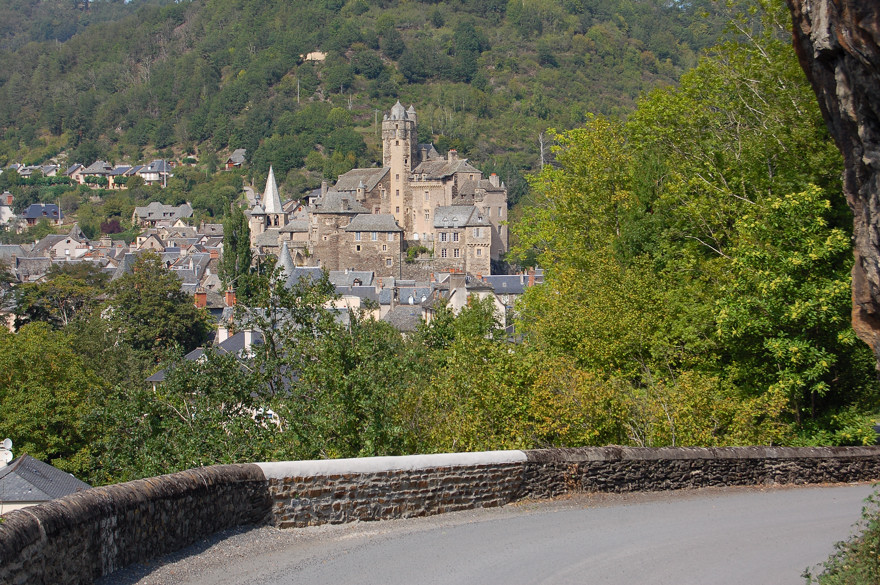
[2,447,880,584]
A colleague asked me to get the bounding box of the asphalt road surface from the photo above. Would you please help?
[101,483,876,585]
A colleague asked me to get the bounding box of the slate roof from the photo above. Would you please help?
[0,455,91,503]
[133,201,193,222]
[412,157,481,180]
[226,149,247,165]
[457,178,505,196]
[333,167,389,193]
[14,257,52,281]
[335,285,380,303]
[312,191,368,214]
[82,160,113,175]
[433,206,489,229]
[0,245,25,262]
[201,224,224,237]
[382,305,423,333]
[146,330,264,383]
[142,160,172,174]
[21,203,61,221]
[255,229,281,247]
[280,220,309,233]
[284,266,325,289]
[343,214,402,232]
[482,275,528,296]
[329,270,374,288]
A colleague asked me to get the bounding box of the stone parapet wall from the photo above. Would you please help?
[257,451,527,528]
[0,464,269,585]
[2,447,880,584]
[520,446,880,498]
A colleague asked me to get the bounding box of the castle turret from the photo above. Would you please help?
[383,101,418,233]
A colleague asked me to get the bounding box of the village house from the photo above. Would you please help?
[225,149,247,170]
[132,201,193,227]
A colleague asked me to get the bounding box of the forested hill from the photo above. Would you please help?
[0,0,725,197]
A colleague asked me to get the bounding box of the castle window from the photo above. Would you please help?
[396,140,399,146]
[499,207,503,217]
[425,191,429,201]
[388,233,394,241]
[441,249,447,258]
[355,232,361,241]
[425,211,430,221]
[396,206,400,213]
[371,232,378,241]
[396,190,400,197]
[356,245,361,252]
[453,232,459,242]
[473,227,481,238]
[453,248,460,258]
[382,244,387,251]
[396,174,399,180]
[476,248,482,257]
[440,232,447,242]
[386,258,393,267]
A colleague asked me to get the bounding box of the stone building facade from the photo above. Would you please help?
[246,102,509,277]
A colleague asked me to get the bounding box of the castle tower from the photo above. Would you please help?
[383,101,418,232]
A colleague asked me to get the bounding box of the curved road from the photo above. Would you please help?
[103,484,874,585]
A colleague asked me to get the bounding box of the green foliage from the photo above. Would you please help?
[0,0,727,189]
[805,490,880,584]
[511,0,879,446]
[219,202,253,294]
[105,251,212,358]
[14,262,109,329]
[0,323,103,477]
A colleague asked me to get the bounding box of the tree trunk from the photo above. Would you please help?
[787,1,880,367]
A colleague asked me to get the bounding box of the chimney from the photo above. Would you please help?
[244,329,254,351]
[321,180,329,197]
[194,286,207,308]
[217,325,229,344]
[448,149,457,162]
[528,268,535,287]
[225,288,236,307]
[489,173,500,188]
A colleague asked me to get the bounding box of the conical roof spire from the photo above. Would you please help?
[279,240,295,280]
[263,166,282,215]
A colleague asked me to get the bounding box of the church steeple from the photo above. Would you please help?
[261,166,287,229]
[263,166,282,214]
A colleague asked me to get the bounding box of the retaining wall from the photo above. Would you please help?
[2,447,880,584]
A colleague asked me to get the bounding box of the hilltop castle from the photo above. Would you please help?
[248,102,508,277]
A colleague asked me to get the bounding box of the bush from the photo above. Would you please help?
[805,490,880,584]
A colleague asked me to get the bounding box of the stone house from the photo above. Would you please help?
[342,214,403,275]
[132,201,193,227]
[21,203,62,227]
[30,224,90,261]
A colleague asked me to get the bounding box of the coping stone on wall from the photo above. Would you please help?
[523,446,880,463]
[257,450,528,478]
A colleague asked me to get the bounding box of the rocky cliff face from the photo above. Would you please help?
[787,1,880,364]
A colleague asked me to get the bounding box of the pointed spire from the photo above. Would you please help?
[279,240,295,280]
[263,166,282,215]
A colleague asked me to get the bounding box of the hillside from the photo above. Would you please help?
[0,0,726,202]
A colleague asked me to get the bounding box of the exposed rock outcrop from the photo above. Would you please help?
[787,1,880,363]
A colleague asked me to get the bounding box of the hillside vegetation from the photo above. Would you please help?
[0,0,726,201]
